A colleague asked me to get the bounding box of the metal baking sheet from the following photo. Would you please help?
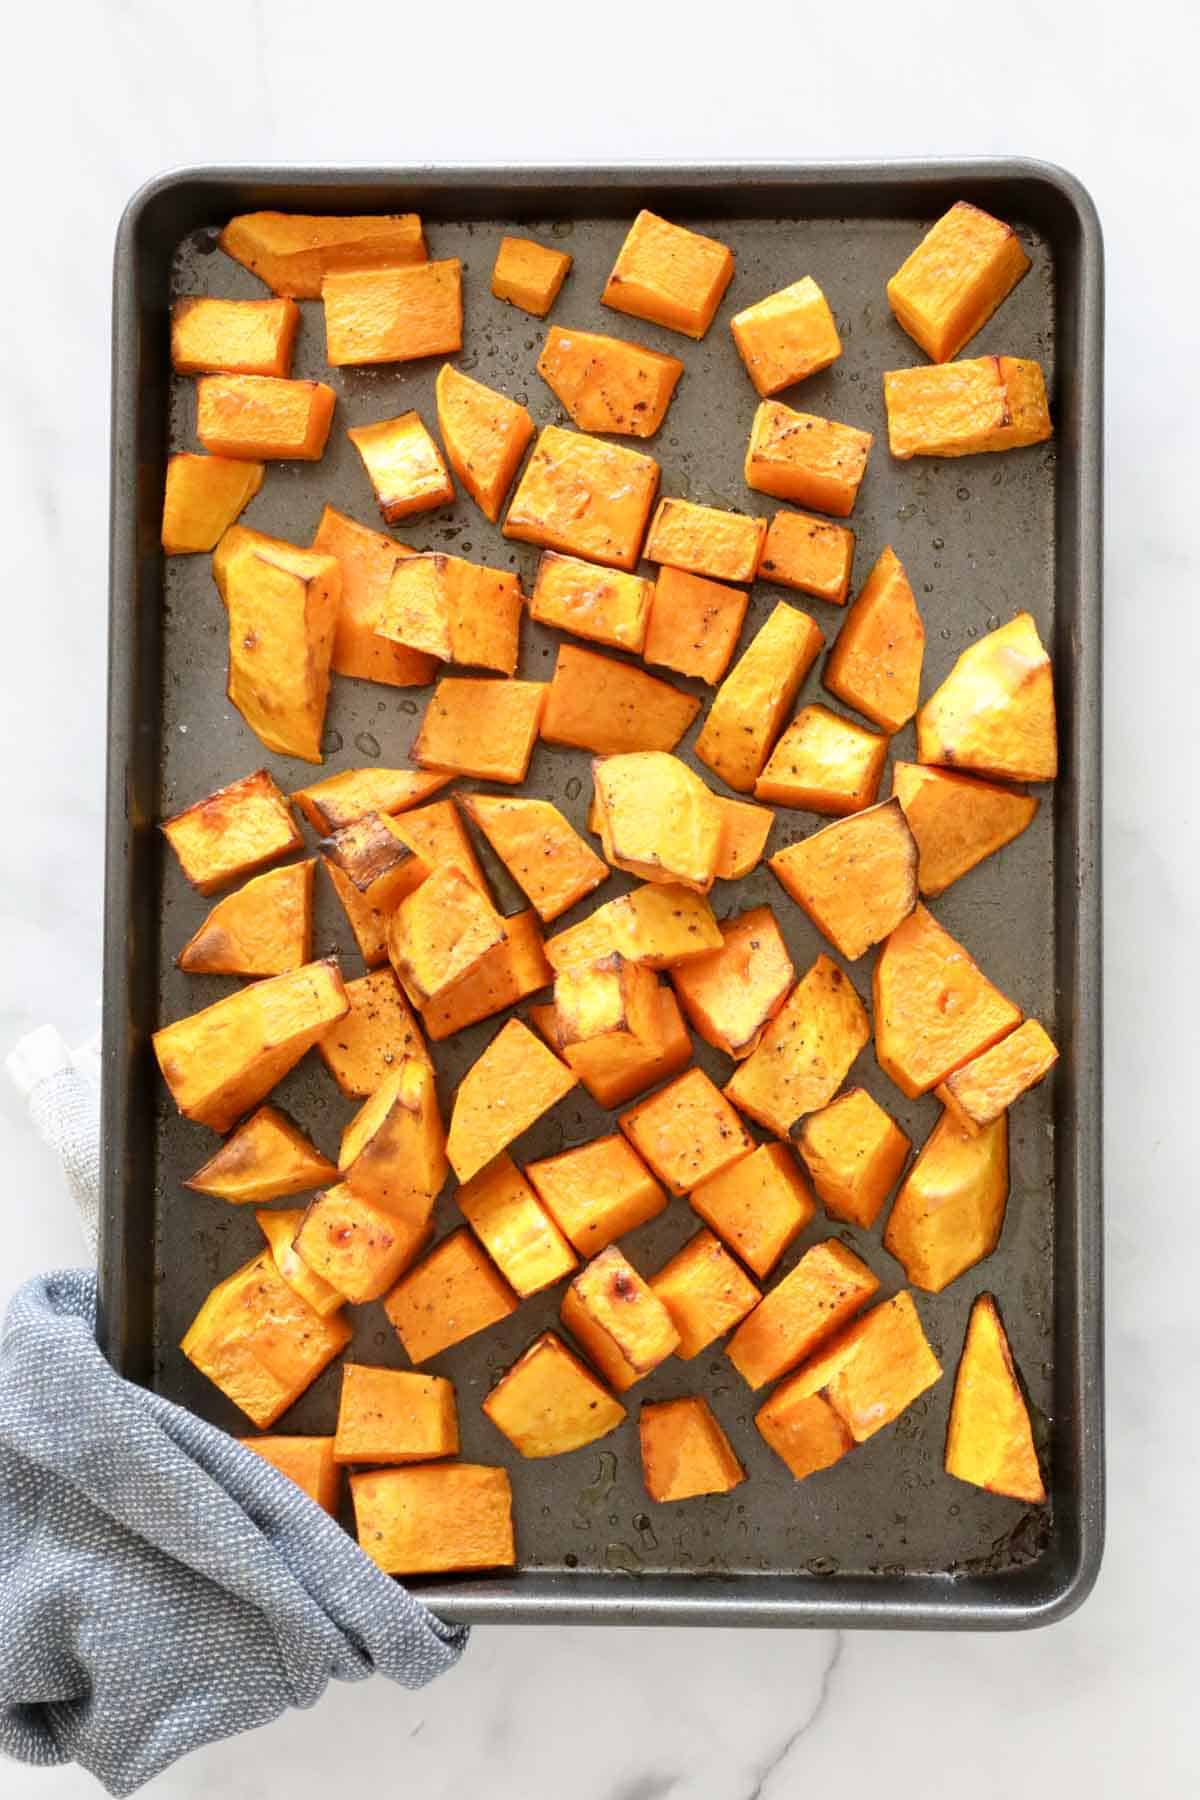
[101,162,1103,1629]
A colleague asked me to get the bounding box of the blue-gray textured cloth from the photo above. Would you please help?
[0,1270,468,1796]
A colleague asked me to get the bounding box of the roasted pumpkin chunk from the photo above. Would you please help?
[650,1229,760,1359]
[255,1206,343,1318]
[321,811,429,916]
[492,234,573,316]
[884,1109,1009,1292]
[544,882,721,972]
[795,1086,910,1228]
[503,425,659,571]
[730,275,842,396]
[162,454,264,555]
[414,676,547,784]
[936,1018,1059,1132]
[551,953,663,1094]
[619,1066,753,1197]
[334,1364,458,1466]
[542,644,699,755]
[317,968,430,1099]
[945,1294,1045,1502]
[670,905,795,1060]
[321,858,393,969]
[172,295,299,377]
[293,1184,430,1305]
[885,355,1052,460]
[602,210,735,340]
[640,1396,745,1501]
[385,1228,519,1363]
[177,859,313,977]
[435,362,535,522]
[537,325,684,437]
[745,400,872,518]
[644,496,767,585]
[420,911,551,1042]
[387,863,507,1007]
[713,796,774,879]
[887,201,1031,363]
[527,1132,667,1257]
[460,794,607,924]
[164,770,302,895]
[891,761,1038,898]
[293,764,450,835]
[377,551,521,675]
[529,552,655,654]
[754,704,888,814]
[560,1245,681,1393]
[309,506,434,688]
[724,954,869,1139]
[689,1141,815,1280]
[529,981,692,1110]
[694,602,825,794]
[337,1056,447,1225]
[457,1154,578,1297]
[347,412,455,523]
[239,1436,340,1513]
[769,798,918,961]
[642,566,749,685]
[185,1104,335,1205]
[874,903,1022,1098]
[484,1333,625,1458]
[446,1018,578,1183]
[219,211,427,298]
[593,753,723,893]
[758,510,855,604]
[916,611,1057,782]
[197,374,336,461]
[224,541,340,764]
[726,1238,879,1390]
[351,1464,515,1576]
[824,546,925,732]
[323,260,462,366]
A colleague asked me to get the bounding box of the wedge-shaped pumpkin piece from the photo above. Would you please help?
[640,1396,745,1501]
[387,863,507,1007]
[162,454,264,554]
[493,234,572,315]
[348,412,455,524]
[484,1333,625,1458]
[323,260,462,366]
[892,761,1039,898]
[185,1105,336,1205]
[602,210,735,340]
[642,566,749,685]
[714,797,774,880]
[619,1066,753,1197]
[644,497,767,585]
[163,769,301,895]
[224,540,340,763]
[537,325,683,437]
[384,1228,519,1362]
[874,904,1022,1099]
[527,1133,667,1257]
[795,1087,911,1229]
[694,602,825,794]
[352,1463,514,1575]
[593,753,723,893]
[177,860,313,976]
[560,1245,680,1393]
[724,954,869,1139]
[769,799,918,961]
[154,960,348,1133]
[321,812,429,917]
[239,1436,340,1513]
[255,1206,343,1318]
[219,211,427,298]
[414,676,547,784]
[334,1364,458,1466]
[552,953,662,1081]
[309,507,435,688]
[446,1018,578,1183]
[317,968,431,1099]
[377,551,521,674]
[745,401,873,518]
[884,356,1052,459]
[293,765,450,835]
[180,1250,350,1429]
[322,857,393,968]
[758,509,855,604]
[887,201,1031,364]
[435,363,535,522]
[457,1154,577,1297]
[386,798,491,894]
[337,1056,447,1225]
[503,425,659,572]
[293,1183,430,1305]
[823,546,925,733]
[542,645,699,756]
[649,1229,760,1358]
[420,911,551,1041]
[936,1018,1059,1132]
[528,981,692,1110]
[917,612,1058,782]
[529,552,655,654]
[755,705,888,814]
[197,375,335,461]
[730,276,842,397]
[945,1294,1045,1503]
[670,905,795,1060]
[545,883,722,972]
[689,1142,815,1280]
[726,1237,879,1390]
[459,794,608,924]
[884,1109,1009,1292]
[172,295,299,377]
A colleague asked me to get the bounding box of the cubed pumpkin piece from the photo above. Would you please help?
[310,507,435,688]
[239,1436,340,1513]
[529,552,655,653]
[492,234,572,316]
[745,401,872,518]
[560,1245,680,1392]
[795,1087,911,1228]
[378,552,521,674]
[334,1364,458,1465]
[255,1206,343,1318]
[446,1018,578,1183]
[945,1294,1045,1502]
[484,1333,625,1458]
[384,1228,519,1362]
[323,260,462,366]
[196,374,335,461]
[219,211,427,298]
[730,276,842,396]
[713,796,774,880]
[293,764,449,834]
[884,1110,1009,1292]
[542,645,699,756]
[824,546,925,733]
[649,1229,760,1358]
[163,769,301,896]
[874,904,1023,1098]
[916,612,1058,782]
[642,566,749,685]
[689,1141,815,1280]
[527,1133,667,1257]
[553,953,662,1073]
[724,954,869,1139]
[154,960,348,1133]
[162,454,264,554]
[347,412,454,523]
[545,883,722,972]
[769,798,918,960]
[338,1056,447,1225]
[670,905,794,1061]
[319,959,433,1091]
[321,858,392,968]
[420,911,551,1041]
[619,1066,753,1197]
[936,1019,1059,1132]
[891,761,1039,898]
[185,1105,335,1205]
[888,202,1032,363]
[459,794,608,925]
[640,1396,745,1500]
[694,602,825,794]
[644,497,766,585]
[529,980,693,1110]
[172,295,299,377]
[387,864,507,1007]
[386,797,491,894]
[352,1463,514,1575]
[602,210,735,340]
[414,676,547,784]
[754,704,888,814]
[180,1251,350,1429]
[293,1184,430,1305]
[177,860,313,977]
[884,356,1052,459]
[223,540,340,764]
[593,753,723,893]
[503,425,659,571]
[321,812,429,917]
[537,325,683,438]
[758,510,855,604]
[457,1154,577,1297]
[434,362,535,522]
[726,1238,879,1390]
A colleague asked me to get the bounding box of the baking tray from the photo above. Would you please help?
[101,161,1103,1629]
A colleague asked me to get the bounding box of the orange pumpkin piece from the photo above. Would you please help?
[185,1104,335,1205]
[916,612,1057,782]
[459,794,608,924]
[384,1228,519,1362]
[757,510,855,604]
[492,234,573,316]
[292,764,450,835]
[891,761,1038,898]
[419,911,551,1042]
[527,1133,667,1257]
[642,566,749,685]
[338,1056,448,1226]
[457,1154,577,1297]
[670,905,795,1059]
[874,903,1023,1099]
[446,1018,578,1183]
[323,260,462,366]
[936,1018,1059,1132]
[483,1333,624,1458]
[887,201,1031,364]
[560,1245,680,1393]
[945,1293,1045,1503]
[317,968,431,1099]
[387,863,508,1007]
[694,602,825,794]
[649,1229,760,1358]
[164,772,302,896]
[378,552,521,674]
[254,1206,344,1318]
[713,796,774,879]
[434,363,535,522]
[727,1237,879,1390]
[333,1364,458,1466]
[320,812,429,917]
[219,211,427,299]
[824,546,925,733]
[885,1109,1009,1293]
[528,981,692,1110]
[503,425,660,572]
[239,1436,340,1513]
[730,275,842,396]
[414,676,547,785]
[529,552,655,654]
[884,356,1051,460]
[321,857,393,968]
[644,497,766,586]
[293,1184,430,1305]
[544,882,721,972]
[689,1141,815,1280]
[351,1464,515,1576]
[309,507,435,688]
[537,325,683,438]
[172,295,299,378]
[724,954,869,1139]
[162,454,264,554]
[593,753,723,893]
[177,859,313,976]
[223,539,340,763]
[745,400,872,518]
[754,704,888,814]
[769,798,918,961]
[639,1396,745,1501]
[794,1086,911,1228]
[386,797,491,894]
[602,210,735,340]
[347,412,455,524]
[542,644,699,756]
[619,1066,753,1197]
[552,954,663,1092]
[196,374,335,461]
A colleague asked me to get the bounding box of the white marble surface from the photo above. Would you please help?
[1,1,1196,1793]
